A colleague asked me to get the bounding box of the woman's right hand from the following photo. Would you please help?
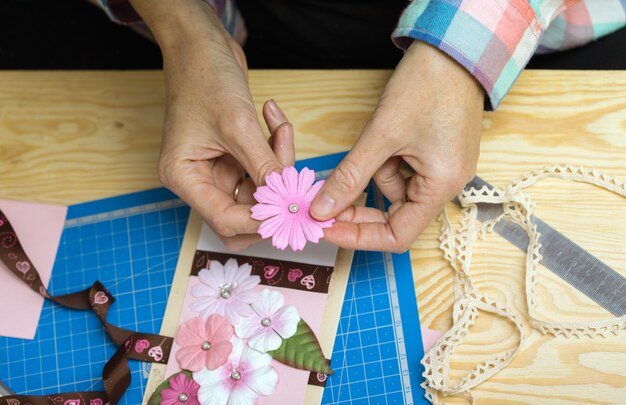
[130,0,294,250]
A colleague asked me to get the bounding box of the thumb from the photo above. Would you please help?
[311,137,391,220]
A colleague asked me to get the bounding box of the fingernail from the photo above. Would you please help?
[267,99,279,117]
[312,193,335,219]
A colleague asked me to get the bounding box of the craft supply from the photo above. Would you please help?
[252,166,334,251]
[464,175,626,316]
[0,199,67,340]
[0,208,179,404]
[1,153,429,404]
[0,189,189,404]
[422,165,626,404]
[151,203,344,404]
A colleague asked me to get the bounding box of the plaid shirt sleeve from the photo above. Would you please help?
[392,0,626,110]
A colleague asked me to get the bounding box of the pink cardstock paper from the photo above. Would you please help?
[0,199,67,340]
[421,327,444,352]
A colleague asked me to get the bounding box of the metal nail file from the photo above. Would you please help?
[461,176,626,317]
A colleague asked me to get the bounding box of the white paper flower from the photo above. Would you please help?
[191,258,260,324]
[235,289,300,352]
[194,337,278,405]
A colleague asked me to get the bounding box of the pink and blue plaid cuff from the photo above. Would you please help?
[392,0,542,110]
[392,0,626,110]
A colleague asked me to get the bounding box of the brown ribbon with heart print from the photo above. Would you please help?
[0,209,174,405]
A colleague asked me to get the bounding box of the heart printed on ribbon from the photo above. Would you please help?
[93,291,109,305]
[263,265,280,280]
[135,339,150,353]
[1,231,17,249]
[0,218,4,227]
[317,373,327,382]
[39,286,50,298]
[6,399,20,405]
[16,260,30,275]
[148,345,164,362]
[300,274,315,290]
[263,264,283,285]
[64,400,81,405]
[90,399,104,405]
[288,268,303,282]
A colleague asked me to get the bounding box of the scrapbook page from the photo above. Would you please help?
[145,167,356,404]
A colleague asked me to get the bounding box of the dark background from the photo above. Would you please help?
[1,0,624,70]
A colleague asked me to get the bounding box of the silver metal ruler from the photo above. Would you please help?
[464,176,626,317]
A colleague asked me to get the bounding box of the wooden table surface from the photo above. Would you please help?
[1,70,625,404]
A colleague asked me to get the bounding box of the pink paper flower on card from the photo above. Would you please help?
[191,258,260,324]
[235,289,300,352]
[251,166,334,251]
[160,373,200,405]
[194,337,278,405]
[175,315,234,372]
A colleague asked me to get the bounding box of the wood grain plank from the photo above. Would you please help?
[1,70,625,404]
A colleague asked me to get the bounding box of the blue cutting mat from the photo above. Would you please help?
[297,154,426,405]
[0,152,426,404]
[0,189,189,404]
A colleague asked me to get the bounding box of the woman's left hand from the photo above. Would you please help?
[310,41,485,252]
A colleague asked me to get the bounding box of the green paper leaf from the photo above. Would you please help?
[267,319,333,374]
[148,370,193,405]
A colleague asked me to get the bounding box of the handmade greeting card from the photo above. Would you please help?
[145,170,356,404]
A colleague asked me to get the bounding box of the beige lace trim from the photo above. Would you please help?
[422,165,626,404]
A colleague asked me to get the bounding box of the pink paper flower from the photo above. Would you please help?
[191,258,260,324]
[194,337,278,404]
[235,289,300,352]
[160,373,200,405]
[251,166,335,251]
[175,315,234,372]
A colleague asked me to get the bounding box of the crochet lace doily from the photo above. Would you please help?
[422,165,626,404]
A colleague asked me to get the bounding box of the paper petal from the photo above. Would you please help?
[304,179,325,202]
[175,317,207,346]
[205,314,233,343]
[206,340,233,370]
[248,328,283,352]
[195,368,231,405]
[281,166,299,194]
[266,171,289,197]
[251,289,284,318]
[148,371,200,405]
[297,167,315,196]
[253,185,283,205]
[176,346,206,372]
[244,365,279,396]
[250,204,281,221]
[271,305,300,339]
[267,319,332,374]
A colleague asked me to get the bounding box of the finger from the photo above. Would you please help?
[310,135,393,221]
[178,176,260,237]
[221,233,263,252]
[373,156,405,203]
[236,103,296,205]
[228,118,283,187]
[323,175,448,252]
[263,99,295,166]
[272,123,295,167]
[263,99,289,133]
[335,206,388,224]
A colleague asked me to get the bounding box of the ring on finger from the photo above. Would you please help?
[233,176,246,202]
